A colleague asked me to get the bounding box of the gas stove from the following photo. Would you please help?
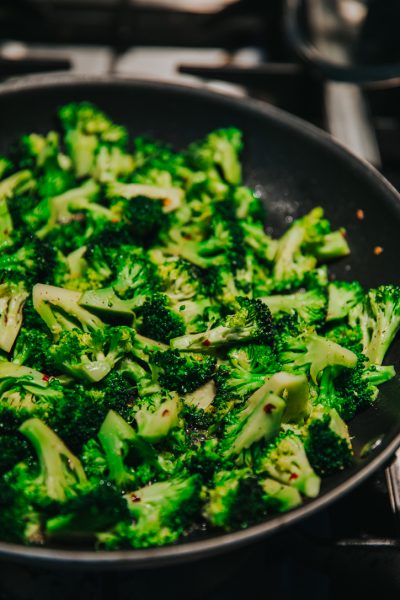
[0,1,400,598]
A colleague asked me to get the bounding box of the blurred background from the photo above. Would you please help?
[1,1,400,599]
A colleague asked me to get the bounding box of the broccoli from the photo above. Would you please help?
[272,208,349,290]
[152,349,216,394]
[304,408,353,476]
[98,410,156,488]
[327,280,364,321]
[186,128,243,185]
[349,285,400,365]
[214,344,281,400]
[171,297,273,351]
[0,170,35,249]
[202,469,268,530]
[59,102,128,179]
[134,393,180,443]
[107,180,183,213]
[99,475,201,549]
[279,332,358,383]
[260,478,302,512]
[241,220,278,263]
[45,482,130,539]
[261,288,327,325]
[19,418,88,502]
[111,195,164,242]
[33,283,104,339]
[256,431,320,498]
[92,145,134,183]
[0,236,56,287]
[0,282,28,352]
[318,359,395,420]
[219,383,286,457]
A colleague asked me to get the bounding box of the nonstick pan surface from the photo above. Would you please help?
[0,74,399,569]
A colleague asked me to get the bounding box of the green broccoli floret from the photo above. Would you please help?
[256,431,320,498]
[0,282,28,353]
[171,297,273,351]
[279,332,358,383]
[241,220,278,263]
[134,393,181,443]
[304,408,353,476]
[59,102,128,179]
[107,180,183,213]
[45,482,130,539]
[327,280,364,321]
[202,469,268,530]
[219,382,286,457]
[151,349,216,394]
[92,145,134,183]
[261,288,327,325]
[19,418,88,502]
[50,326,134,383]
[111,195,164,242]
[349,285,400,365]
[318,358,396,420]
[138,293,186,343]
[272,208,349,290]
[32,283,104,339]
[99,475,201,549]
[0,236,56,287]
[186,128,243,185]
[98,410,156,489]
[0,170,35,249]
[214,344,281,400]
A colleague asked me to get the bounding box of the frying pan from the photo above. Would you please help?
[0,74,399,569]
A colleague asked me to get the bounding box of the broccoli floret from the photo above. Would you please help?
[349,285,400,365]
[0,170,35,249]
[186,128,243,185]
[214,344,281,400]
[171,297,273,351]
[59,102,128,179]
[318,358,396,420]
[152,349,216,394]
[32,283,104,339]
[202,469,268,530]
[304,408,353,476]
[111,195,164,242]
[99,475,201,549]
[279,332,358,383]
[272,208,349,290]
[327,280,364,321]
[261,288,327,325]
[260,477,302,512]
[45,482,130,539]
[107,180,183,214]
[0,236,56,287]
[19,418,88,503]
[138,293,186,343]
[92,145,134,183]
[98,410,156,489]
[256,431,320,498]
[134,393,180,443]
[50,326,134,383]
[241,220,278,263]
[220,383,286,457]
[0,282,28,353]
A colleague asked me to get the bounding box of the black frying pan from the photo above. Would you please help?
[0,74,399,569]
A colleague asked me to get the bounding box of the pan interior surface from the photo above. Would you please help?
[0,76,399,567]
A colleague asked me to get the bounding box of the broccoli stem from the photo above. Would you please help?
[107,182,183,213]
[19,418,87,502]
[0,283,28,353]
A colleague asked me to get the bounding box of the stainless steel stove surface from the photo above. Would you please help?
[0,1,400,598]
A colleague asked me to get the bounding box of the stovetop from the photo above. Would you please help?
[0,1,400,598]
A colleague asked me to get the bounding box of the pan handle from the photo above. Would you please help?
[385,449,400,530]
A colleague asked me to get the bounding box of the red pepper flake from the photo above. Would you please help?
[42,374,50,382]
[289,473,299,481]
[111,217,119,223]
[356,209,365,220]
[374,246,384,256]
[163,198,172,207]
[182,233,192,240]
[202,339,211,347]
[131,494,141,503]
[263,403,275,414]
[162,409,170,417]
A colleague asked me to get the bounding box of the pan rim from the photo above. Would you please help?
[0,73,399,568]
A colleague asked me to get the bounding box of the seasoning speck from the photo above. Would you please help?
[356,209,365,220]
[263,403,275,414]
[374,246,384,256]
